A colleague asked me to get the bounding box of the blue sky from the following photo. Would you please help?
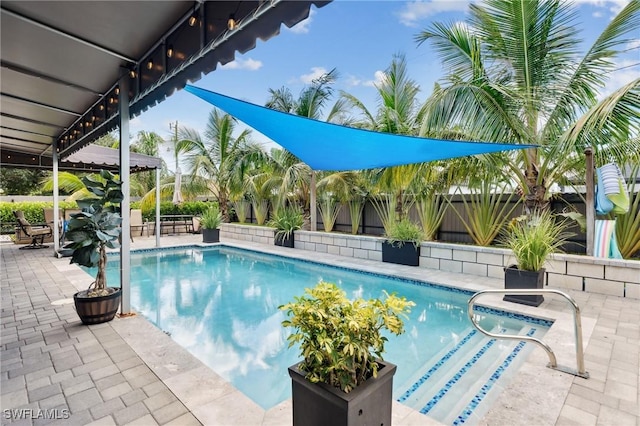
[129,0,638,169]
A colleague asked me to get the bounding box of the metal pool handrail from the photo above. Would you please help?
[468,288,589,379]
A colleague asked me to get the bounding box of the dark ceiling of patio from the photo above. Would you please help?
[0,0,331,168]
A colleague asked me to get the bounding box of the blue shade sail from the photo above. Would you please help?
[184,85,534,171]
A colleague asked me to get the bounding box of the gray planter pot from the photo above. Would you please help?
[504,265,545,306]
[382,241,420,266]
[202,228,220,243]
[288,360,396,426]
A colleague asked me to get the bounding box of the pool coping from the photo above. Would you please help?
[61,239,596,425]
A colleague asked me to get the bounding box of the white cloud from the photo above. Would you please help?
[396,0,473,27]
[300,67,329,84]
[574,0,631,17]
[287,9,315,34]
[220,58,263,71]
[363,71,387,88]
[627,39,640,50]
[598,58,639,100]
[345,75,363,87]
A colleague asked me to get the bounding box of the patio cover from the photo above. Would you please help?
[184,85,535,171]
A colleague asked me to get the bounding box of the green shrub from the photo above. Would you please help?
[200,205,222,230]
[385,218,424,248]
[268,206,303,240]
[280,282,414,393]
[500,210,575,271]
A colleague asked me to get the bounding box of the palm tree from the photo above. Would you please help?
[340,53,426,221]
[179,109,265,221]
[130,131,166,197]
[264,68,345,227]
[416,0,640,212]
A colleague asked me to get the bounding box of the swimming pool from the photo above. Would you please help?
[92,245,551,424]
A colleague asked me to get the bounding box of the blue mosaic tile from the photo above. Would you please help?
[397,329,478,403]
[419,329,506,415]
[452,328,537,424]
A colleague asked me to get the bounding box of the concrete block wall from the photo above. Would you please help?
[220,224,640,299]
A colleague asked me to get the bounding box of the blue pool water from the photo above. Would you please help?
[89,245,550,421]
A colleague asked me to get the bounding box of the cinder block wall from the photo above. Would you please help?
[221,224,640,299]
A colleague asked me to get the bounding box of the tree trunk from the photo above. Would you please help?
[523,163,549,213]
[395,190,404,222]
[92,244,108,295]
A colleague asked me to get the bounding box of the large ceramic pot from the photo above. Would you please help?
[202,228,220,243]
[382,241,420,266]
[288,360,397,426]
[503,265,545,307]
[274,232,294,248]
[74,287,121,325]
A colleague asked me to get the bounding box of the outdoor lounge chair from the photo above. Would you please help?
[13,210,53,250]
[130,209,148,241]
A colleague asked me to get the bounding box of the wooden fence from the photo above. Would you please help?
[243,193,590,254]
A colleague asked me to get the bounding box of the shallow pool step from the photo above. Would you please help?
[395,324,544,425]
[395,326,502,409]
[431,326,538,425]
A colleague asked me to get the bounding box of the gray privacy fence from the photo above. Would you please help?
[241,193,592,254]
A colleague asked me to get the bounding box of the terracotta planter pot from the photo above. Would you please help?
[74,288,121,325]
[288,360,397,426]
[503,265,545,307]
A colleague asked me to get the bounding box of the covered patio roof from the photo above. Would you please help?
[1,144,162,173]
[0,0,331,162]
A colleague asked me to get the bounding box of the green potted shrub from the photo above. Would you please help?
[267,205,303,248]
[382,218,425,266]
[500,210,574,306]
[280,282,414,426]
[200,205,222,243]
[64,170,123,325]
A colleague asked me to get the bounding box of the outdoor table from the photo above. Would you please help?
[159,215,194,235]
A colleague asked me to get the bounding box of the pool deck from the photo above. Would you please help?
[1,234,638,426]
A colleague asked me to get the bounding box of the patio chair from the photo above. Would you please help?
[130,209,148,241]
[13,210,53,250]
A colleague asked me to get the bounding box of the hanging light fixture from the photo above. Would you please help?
[146,59,153,70]
[129,68,137,78]
[166,45,174,58]
[227,14,237,30]
[188,12,198,27]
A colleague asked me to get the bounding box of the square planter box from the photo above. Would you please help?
[503,266,545,307]
[275,232,294,248]
[288,360,396,426]
[382,241,420,266]
[202,228,220,243]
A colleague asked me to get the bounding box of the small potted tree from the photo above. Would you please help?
[200,205,222,243]
[268,205,303,248]
[500,210,574,306]
[64,170,123,325]
[280,282,414,426]
[382,218,425,266]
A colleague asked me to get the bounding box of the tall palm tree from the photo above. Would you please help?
[341,53,427,221]
[179,109,265,221]
[264,68,345,226]
[416,0,640,211]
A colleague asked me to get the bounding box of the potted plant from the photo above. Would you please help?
[200,205,222,243]
[500,210,574,306]
[268,205,303,248]
[280,282,414,426]
[64,170,123,325]
[382,218,425,266]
